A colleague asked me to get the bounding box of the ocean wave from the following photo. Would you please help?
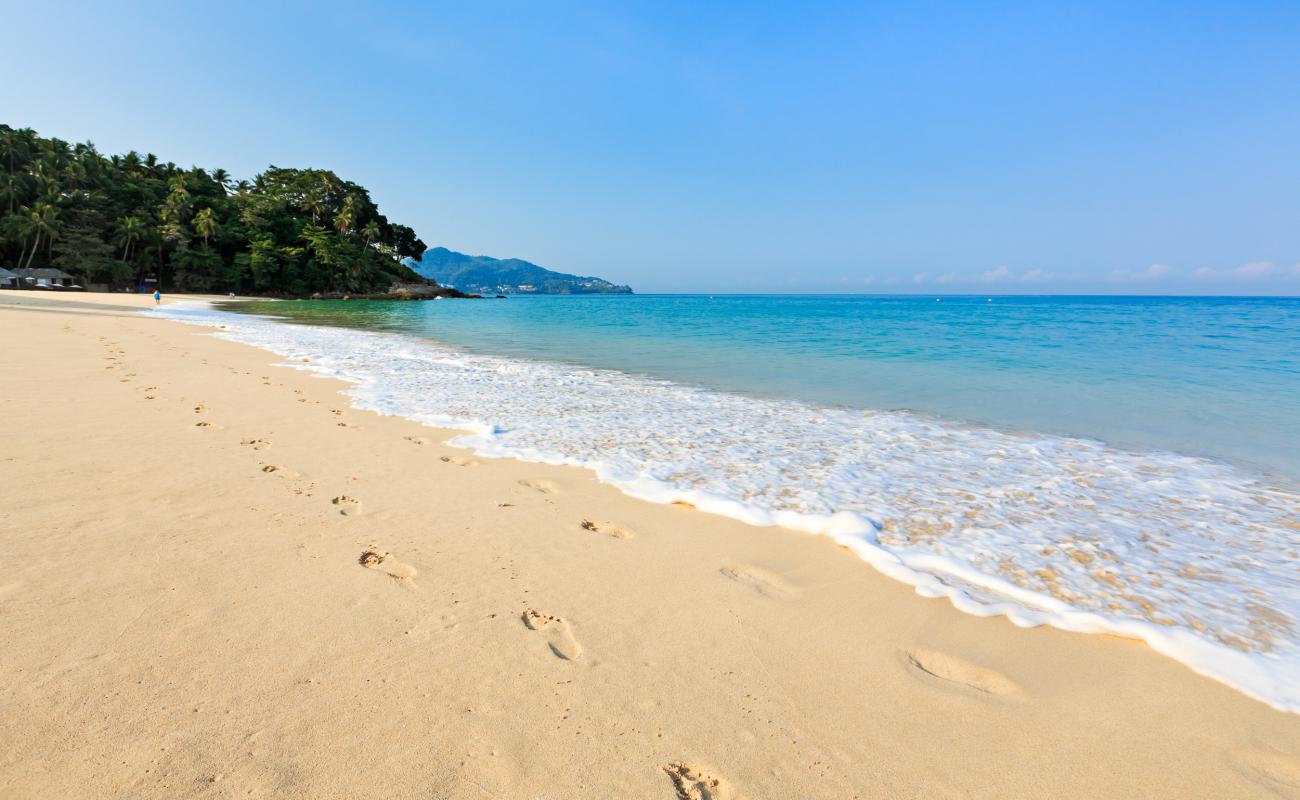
[155,301,1300,713]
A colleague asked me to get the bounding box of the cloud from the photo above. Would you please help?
[912,272,929,285]
[933,271,957,285]
[1191,261,1285,281]
[981,265,1011,283]
[1019,268,1053,283]
[1109,263,1175,283]
[1235,261,1276,277]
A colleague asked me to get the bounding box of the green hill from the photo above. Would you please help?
[405,247,632,295]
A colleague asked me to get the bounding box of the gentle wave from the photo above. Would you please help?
[156,301,1300,713]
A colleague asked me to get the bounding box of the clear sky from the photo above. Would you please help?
[4,1,1299,294]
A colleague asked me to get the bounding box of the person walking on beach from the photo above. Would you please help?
[154,288,161,306]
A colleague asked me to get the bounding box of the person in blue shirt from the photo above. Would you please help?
[154,288,161,305]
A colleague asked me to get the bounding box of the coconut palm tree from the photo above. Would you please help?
[301,188,324,223]
[361,220,381,249]
[193,207,218,249]
[0,127,31,177]
[116,216,143,262]
[22,202,59,269]
[211,168,232,194]
[335,195,356,235]
[0,172,26,216]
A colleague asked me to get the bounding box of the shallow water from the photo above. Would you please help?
[220,294,1300,484]
[157,295,1300,712]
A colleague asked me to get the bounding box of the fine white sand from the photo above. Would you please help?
[1,291,1297,799]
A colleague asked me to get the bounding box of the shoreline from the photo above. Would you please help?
[2,291,1298,799]
[159,297,1300,715]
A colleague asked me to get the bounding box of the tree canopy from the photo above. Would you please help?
[0,124,427,294]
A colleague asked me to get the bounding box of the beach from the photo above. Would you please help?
[1,292,1297,799]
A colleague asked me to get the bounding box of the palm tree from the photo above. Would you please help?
[0,128,31,176]
[22,202,59,269]
[12,205,33,268]
[301,188,324,223]
[116,216,143,262]
[0,128,32,212]
[0,172,26,215]
[335,195,356,235]
[61,160,85,194]
[211,168,232,194]
[361,220,381,249]
[193,207,218,249]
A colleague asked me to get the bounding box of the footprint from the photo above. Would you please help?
[194,404,207,414]
[262,464,301,479]
[720,565,799,599]
[518,478,558,494]
[194,421,221,429]
[404,435,431,446]
[1232,745,1300,794]
[663,763,736,800]
[904,649,1020,696]
[440,455,479,467]
[240,438,272,451]
[521,610,583,661]
[358,549,418,580]
[332,496,362,516]
[580,519,633,539]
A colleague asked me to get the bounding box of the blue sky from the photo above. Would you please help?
[4,1,1299,293]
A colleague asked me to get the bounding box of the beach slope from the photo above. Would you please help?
[0,292,1296,799]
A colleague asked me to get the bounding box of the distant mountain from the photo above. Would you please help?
[404,247,632,295]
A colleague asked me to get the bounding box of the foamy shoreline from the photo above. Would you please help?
[2,291,1298,799]
[157,299,1300,714]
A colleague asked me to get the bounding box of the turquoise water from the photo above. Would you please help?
[163,294,1300,710]
[226,294,1300,484]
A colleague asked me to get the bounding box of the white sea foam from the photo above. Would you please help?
[156,301,1300,712]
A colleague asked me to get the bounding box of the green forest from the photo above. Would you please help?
[0,124,428,295]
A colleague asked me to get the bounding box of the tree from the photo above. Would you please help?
[193,207,219,248]
[116,216,143,262]
[361,220,381,249]
[301,188,324,223]
[0,128,33,214]
[54,207,118,285]
[335,195,356,235]
[211,168,232,194]
[22,202,60,269]
[0,124,431,295]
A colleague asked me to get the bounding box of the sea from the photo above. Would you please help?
[155,294,1300,712]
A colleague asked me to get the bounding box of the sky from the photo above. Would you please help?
[3,1,1299,294]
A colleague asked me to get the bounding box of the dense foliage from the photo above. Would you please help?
[0,124,427,294]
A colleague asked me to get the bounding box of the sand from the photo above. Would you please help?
[1,291,1297,799]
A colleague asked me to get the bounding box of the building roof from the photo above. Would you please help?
[14,268,75,279]
[0,267,18,279]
